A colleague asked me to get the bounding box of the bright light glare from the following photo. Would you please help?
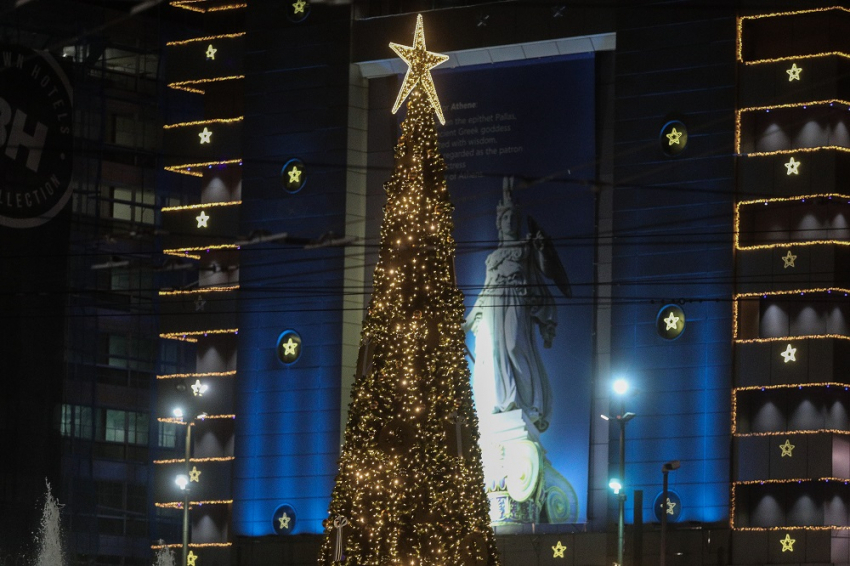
[609,479,622,494]
[613,378,629,396]
[173,408,184,418]
[175,474,189,490]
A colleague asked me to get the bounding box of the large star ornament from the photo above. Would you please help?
[780,533,795,552]
[187,551,198,566]
[279,512,291,530]
[292,0,307,14]
[198,127,212,144]
[779,439,795,457]
[780,343,796,363]
[288,166,302,184]
[389,14,450,125]
[205,44,217,60]
[189,465,202,482]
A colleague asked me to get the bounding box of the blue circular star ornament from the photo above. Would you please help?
[273,504,297,535]
[277,330,302,364]
[660,120,688,156]
[281,158,307,193]
[656,304,686,340]
[653,490,682,523]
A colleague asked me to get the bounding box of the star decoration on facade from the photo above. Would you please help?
[189,465,202,482]
[779,439,795,457]
[551,541,566,558]
[199,127,212,144]
[279,512,292,530]
[281,337,299,357]
[292,0,307,13]
[780,533,796,552]
[196,210,209,228]
[666,497,677,515]
[780,343,797,363]
[786,63,802,82]
[782,250,797,268]
[187,551,198,566]
[205,44,217,60]
[666,127,683,145]
[784,156,800,175]
[288,166,302,184]
[191,379,207,396]
[663,312,680,331]
[389,14,450,125]
[195,295,207,312]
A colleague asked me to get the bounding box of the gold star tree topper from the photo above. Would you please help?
[389,14,450,125]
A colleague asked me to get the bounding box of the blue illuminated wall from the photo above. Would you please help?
[609,4,736,524]
[366,55,598,523]
[234,3,352,536]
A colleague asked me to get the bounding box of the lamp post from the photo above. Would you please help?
[660,460,680,566]
[173,407,193,566]
[603,378,635,566]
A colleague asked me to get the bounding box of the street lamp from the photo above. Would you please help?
[602,377,635,566]
[173,408,193,566]
[660,460,680,566]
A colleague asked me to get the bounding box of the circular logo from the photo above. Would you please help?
[660,120,687,156]
[277,329,302,364]
[656,304,686,340]
[0,44,73,228]
[272,504,297,535]
[281,158,306,193]
[653,489,682,523]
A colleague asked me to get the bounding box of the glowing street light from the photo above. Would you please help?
[602,377,635,566]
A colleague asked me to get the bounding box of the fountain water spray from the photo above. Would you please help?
[35,480,63,566]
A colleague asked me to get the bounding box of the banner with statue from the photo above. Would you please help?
[366,53,596,525]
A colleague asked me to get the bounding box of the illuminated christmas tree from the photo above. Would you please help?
[319,14,499,566]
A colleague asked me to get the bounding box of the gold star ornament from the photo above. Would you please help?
[288,166,302,184]
[666,497,676,515]
[666,127,683,145]
[292,0,307,14]
[199,127,212,144]
[784,156,800,175]
[779,439,795,457]
[551,541,566,558]
[187,551,198,566]
[189,465,202,482]
[780,533,796,552]
[786,63,802,82]
[279,512,292,529]
[281,337,299,357]
[205,44,217,60]
[389,14,450,125]
[782,250,796,268]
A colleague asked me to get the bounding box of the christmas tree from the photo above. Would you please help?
[319,14,499,566]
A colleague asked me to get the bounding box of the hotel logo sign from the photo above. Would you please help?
[0,44,73,228]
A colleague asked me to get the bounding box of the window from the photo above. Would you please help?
[111,186,155,224]
[60,405,94,439]
[158,422,177,449]
[100,409,150,446]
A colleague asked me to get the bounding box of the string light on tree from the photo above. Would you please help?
[318,14,498,566]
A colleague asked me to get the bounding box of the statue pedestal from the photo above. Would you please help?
[479,410,578,525]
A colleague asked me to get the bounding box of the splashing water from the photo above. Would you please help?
[35,481,64,566]
[154,544,175,566]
